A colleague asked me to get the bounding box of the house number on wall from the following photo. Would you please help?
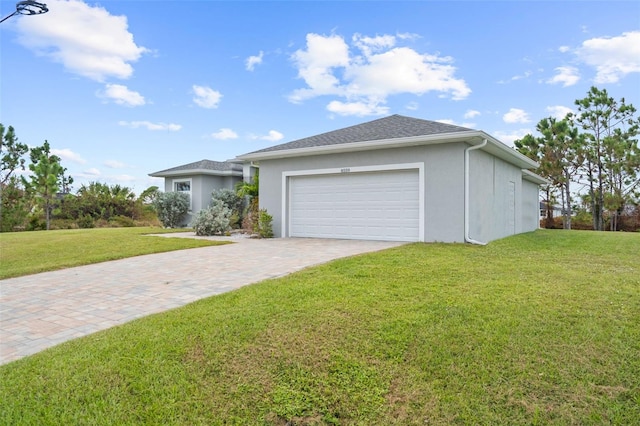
[340,168,351,173]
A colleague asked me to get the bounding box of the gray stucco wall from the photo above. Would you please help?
[468,150,524,243]
[258,143,469,243]
[521,179,541,232]
[163,174,241,226]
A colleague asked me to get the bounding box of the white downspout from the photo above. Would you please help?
[465,139,488,245]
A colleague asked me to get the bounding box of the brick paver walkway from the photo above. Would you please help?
[0,235,403,365]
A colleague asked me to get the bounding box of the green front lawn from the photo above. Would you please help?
[0,227,227,279]
[1,230,639,424]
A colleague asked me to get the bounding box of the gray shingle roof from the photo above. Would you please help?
[150,160,242,176]
[245,114,473,155]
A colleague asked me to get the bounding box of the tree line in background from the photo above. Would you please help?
[1,123,267,235]
[0,123,160,232]
[515,86,639,232]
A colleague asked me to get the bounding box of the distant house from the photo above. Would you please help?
[235,115,546,244]
[149,160,243,226]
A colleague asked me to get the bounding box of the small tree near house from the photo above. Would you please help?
[236,171,260,233]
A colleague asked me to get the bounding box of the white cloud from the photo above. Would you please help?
[352,33,396,57]
[558,46,570,53]
[104,160,126,169]
[327,100,389,117]
[503,108,531,124]
[51,148,86,164]
[118,121,181,131]
[464,109,481,119]
[110,174,136,183]
[493,129,532,147]
[260,130,284,142]
[15,0,148,82]
[289,32,470,116]
[289,33,350,103]
[211,128,238,140]
[547,66,580,87]
[245,51,264,71]
[498,71,532,84]
[576,31,640,83]
[192,85,222,108]
[82,168,101,176]
[405,101,419,111]
[546,105,574,120]
[99,84,145,106]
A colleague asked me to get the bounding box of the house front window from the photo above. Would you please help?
[173,179,192,211]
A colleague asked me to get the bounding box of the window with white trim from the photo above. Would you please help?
[173,179,192,211]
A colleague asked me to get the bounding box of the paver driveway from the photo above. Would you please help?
[0,235,403,365]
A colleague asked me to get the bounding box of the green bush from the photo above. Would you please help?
[212,188,244,228]
[255,208,274,238]
[109,215,136,227]
[191,199,231,236]
[153,192,190,228]
[77,214,95,229]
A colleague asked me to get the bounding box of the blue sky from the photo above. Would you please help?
[1,0,639,194]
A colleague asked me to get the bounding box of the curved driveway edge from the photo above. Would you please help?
[0,236,403,365]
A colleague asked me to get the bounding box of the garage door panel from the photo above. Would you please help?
[289,170,420,242]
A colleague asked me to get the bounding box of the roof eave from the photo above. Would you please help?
[236,130,539,170]
[479,132,540,169]
[522,169,549,185]
[236,131,483,161]
[148,169,243,178]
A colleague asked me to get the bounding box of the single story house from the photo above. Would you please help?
[235,114,546,244]
[149,159,243,225]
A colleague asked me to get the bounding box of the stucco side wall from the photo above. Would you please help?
[163,174,242,226]
[258,143,468,242]
[521,179,540,232]
[468,150,524,243]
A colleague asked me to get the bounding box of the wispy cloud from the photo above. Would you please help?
[104,160,127,169]
[546,105,573,120]
[546,66,580,87]
[99,84,145,106]
[503,108,531,124]
[245,51,264,71]
[192,85,222,108]
[211,128,239,140]
[493,129,532,147]
[464,109,481,119]
[51,148,86,164]
[252,130,284,142]
[118,121,181,131]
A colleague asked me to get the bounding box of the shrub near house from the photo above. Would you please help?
[154,192,190,228]
[191,200,232,236]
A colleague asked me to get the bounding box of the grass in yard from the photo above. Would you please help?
[1,230,639,424]
[0,227,228,279]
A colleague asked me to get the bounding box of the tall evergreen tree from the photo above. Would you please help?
[515,117,584,229]
[573,86,639,231]
[22,141,73,230]
[1,124,30,230]
[0,124,29,185]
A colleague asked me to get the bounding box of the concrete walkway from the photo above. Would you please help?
[0,235,403,365]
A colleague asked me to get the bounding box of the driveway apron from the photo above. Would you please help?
[0,236,403,365]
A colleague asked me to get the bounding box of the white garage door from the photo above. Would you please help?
[289,169,420,242]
